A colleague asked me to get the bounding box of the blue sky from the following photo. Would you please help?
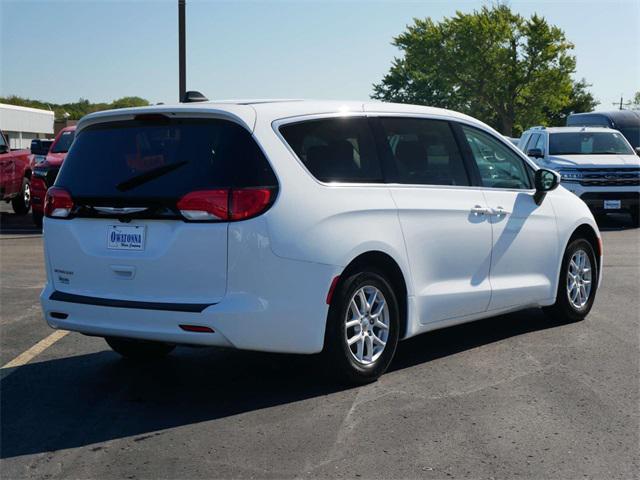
[2,0,639,110]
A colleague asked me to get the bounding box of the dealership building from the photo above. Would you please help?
[0,103,55,149]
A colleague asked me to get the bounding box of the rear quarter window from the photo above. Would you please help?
[279,117,382,183]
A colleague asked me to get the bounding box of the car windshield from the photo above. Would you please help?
[548,131,634,155]
[51,130,75,153]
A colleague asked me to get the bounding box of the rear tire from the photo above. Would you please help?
[11,177,31,215]
[543,238,598,323]
[324,270,400,384]
[631,207,639,227]
[32,210,43,228]
[105,337,175,360]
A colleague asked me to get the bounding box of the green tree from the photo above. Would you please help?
[372,4,587,136]
[545,79,599,126]
[110,96,150,109]
[0,95,151,120]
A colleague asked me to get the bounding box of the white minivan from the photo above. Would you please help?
[41,100,602,383]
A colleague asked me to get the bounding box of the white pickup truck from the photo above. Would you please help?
[519,126,640,225]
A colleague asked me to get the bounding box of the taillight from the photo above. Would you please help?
[230,189,273,220]
[177,188,273,221]
[176,189,229,220]
[44,187,74,218]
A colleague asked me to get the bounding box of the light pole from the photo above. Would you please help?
[178,0,186,102]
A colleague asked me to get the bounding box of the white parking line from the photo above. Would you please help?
[1,330,69,375]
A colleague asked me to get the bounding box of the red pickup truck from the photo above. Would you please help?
[0,130,32,215]
[31,126,76,226]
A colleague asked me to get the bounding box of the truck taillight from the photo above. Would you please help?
[177,188,274,221]
[44,187,74,218]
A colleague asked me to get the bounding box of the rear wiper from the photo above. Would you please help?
[116,161,188,192]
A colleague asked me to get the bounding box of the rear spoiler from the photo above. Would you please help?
[76,104,257,134]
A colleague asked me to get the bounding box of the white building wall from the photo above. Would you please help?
[0,103,55,149]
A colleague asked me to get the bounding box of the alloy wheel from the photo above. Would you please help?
[23,182,31,208]
[567,249,592,309]
[344,285,390,365]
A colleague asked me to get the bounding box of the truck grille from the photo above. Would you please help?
[578,168,640,187]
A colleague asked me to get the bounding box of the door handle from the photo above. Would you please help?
[471,205,491,216]
[494,206,510,217]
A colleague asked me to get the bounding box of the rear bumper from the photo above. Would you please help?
[40,257,340,354]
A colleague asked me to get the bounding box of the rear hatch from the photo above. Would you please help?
[46,114,277,305]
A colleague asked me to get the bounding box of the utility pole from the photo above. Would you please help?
[612,94,632,111]
[178,0,186,102]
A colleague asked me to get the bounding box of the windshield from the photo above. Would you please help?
[549,131,634,155]
[51,130,75,153]
[55,118,276,203]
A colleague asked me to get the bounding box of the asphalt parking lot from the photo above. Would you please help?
[0,204,638,480]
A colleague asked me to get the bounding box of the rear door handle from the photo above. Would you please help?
[110,265,136,279]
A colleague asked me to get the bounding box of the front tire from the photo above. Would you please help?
[105,337,175,360]
[324,270,400,384]
[543,238,598,322]
[11,177,31,214]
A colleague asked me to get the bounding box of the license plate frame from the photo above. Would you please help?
[603,200,622,210]
[107,225,146,251]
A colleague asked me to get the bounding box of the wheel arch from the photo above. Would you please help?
[23,168,31,180]
[336,250,409,340]
[567,223,602,278]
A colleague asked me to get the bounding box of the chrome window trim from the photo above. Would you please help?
[272,111,540,192]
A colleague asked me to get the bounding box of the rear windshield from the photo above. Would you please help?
[51,130,75,153]
[56,118,276,203]
[548,132,634,155]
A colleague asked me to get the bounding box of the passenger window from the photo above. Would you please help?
[378,118,469,186]
[279,117,382,183]
[462,126,533,189]
[525,134,540,151]
[533,134,546,151]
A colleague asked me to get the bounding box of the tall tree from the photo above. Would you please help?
[372,4,585,136]
[0,95,150,120]
[546,79,599,126]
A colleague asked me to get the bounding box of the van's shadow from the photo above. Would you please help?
[1,308,568,459]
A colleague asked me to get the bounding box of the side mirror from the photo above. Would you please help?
[0,144,8,154]
[533,168,560,205]
[527,148,544,159]
[635,147,640,157]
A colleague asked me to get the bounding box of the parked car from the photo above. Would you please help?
[567,110,640,154]
[31,126,76,227]
[30,138,54,165]
[504,136,520,146]
[41,100,602,383]
[519,125,639,224]
[0,129,32,214]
